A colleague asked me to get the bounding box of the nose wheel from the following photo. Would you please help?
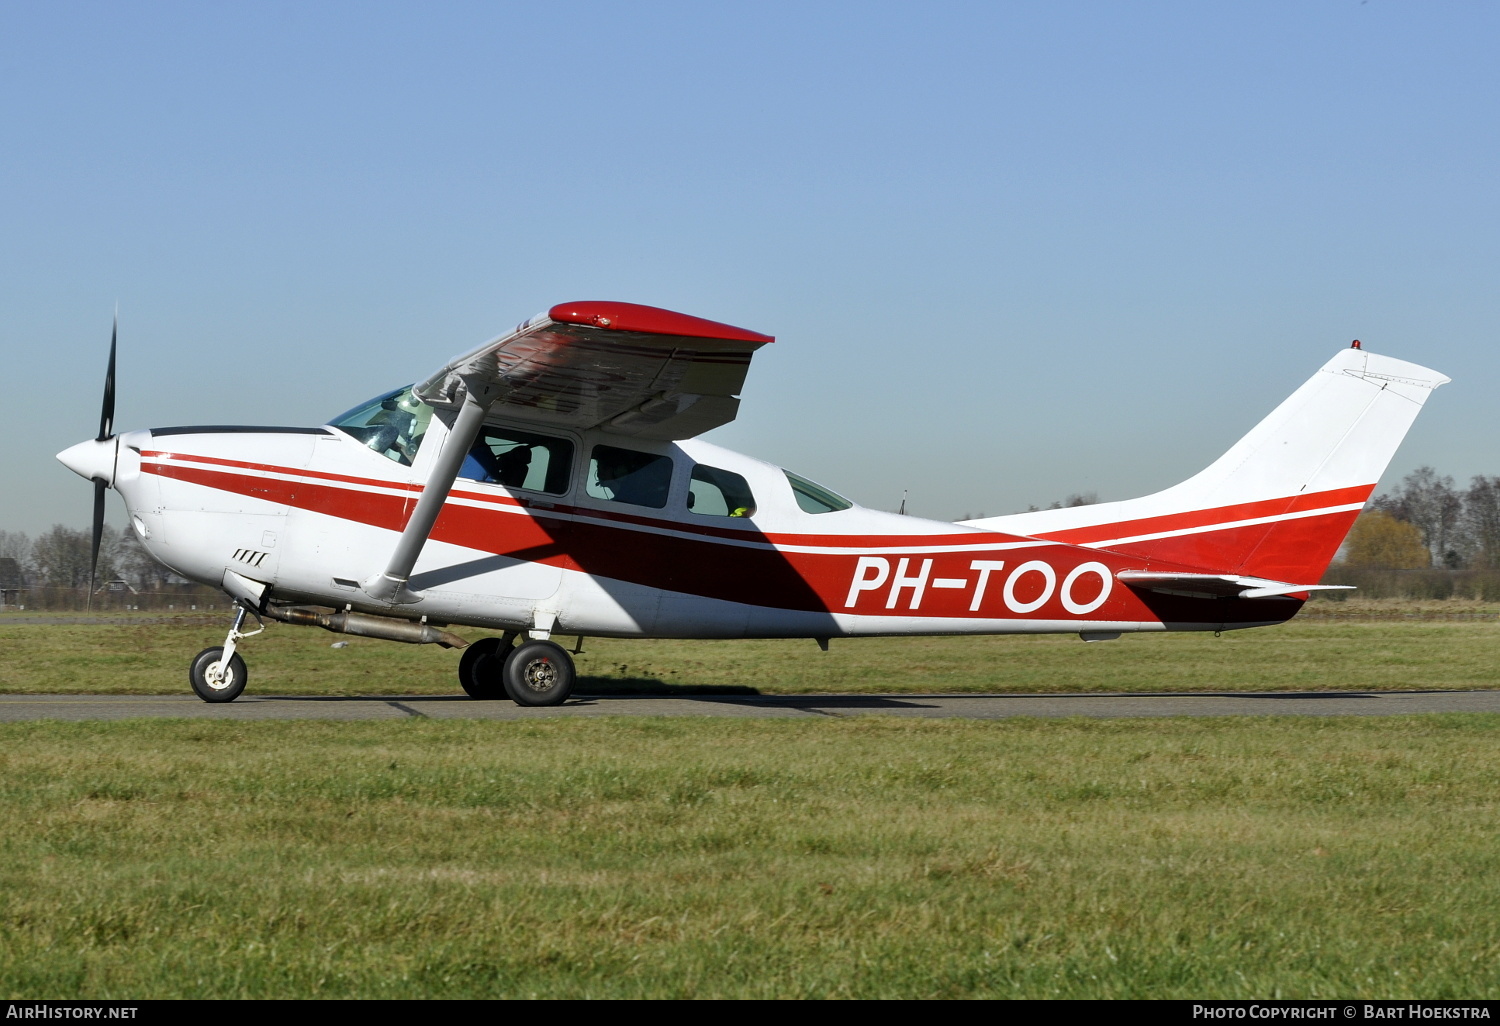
[189,646,248,703]
[189,606,262,703]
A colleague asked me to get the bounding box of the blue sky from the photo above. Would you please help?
[3,1,1497,535]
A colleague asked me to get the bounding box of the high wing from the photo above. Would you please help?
[414,301,774,441]
[363,301,772,604]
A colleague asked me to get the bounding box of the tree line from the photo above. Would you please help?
[1343,467,1500,570]
[0,525,176,591]
[1316,467,1500,602]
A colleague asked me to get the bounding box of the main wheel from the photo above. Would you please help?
[502,639,575,707]
[458,637,513,699]
[189,646,248,703]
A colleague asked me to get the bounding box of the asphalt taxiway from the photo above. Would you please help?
[1,690,1498,721]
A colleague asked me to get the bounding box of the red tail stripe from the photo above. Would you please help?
[1035,484,1374,545]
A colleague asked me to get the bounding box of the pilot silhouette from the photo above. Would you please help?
[495,445,532,487]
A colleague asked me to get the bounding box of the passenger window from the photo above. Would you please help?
[460,428,574,494]
[328,385,435,466]
[688,465,756,518]
[588,445,673,508]
[785,470,853,514]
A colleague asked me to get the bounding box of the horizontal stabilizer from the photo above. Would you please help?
[1116,571,1355,600]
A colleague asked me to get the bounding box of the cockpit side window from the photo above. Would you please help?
[328,386,434,466]
[460,428,574,494]
[688,465,756,518]
[785,470,853,514]
[587,445,673,509]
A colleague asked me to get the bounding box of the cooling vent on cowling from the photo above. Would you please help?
[232,548,269,568]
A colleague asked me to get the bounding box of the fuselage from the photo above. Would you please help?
[93,403,1296,640]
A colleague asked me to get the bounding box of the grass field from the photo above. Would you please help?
[2,606,1497,998]
[1,715,1498,999]
[2,602,1499,696]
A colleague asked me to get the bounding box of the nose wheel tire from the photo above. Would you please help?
[189,646,248,703]
[458,636,514,699]
[502,639,575,706]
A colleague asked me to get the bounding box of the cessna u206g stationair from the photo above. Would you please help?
[57,302,1448,704]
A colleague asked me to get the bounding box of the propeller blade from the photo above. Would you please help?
[90,478,106,610]
[97,317,117,442]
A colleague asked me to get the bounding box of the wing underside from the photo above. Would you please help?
[414,301,773,440]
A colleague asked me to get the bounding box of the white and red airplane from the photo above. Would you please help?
[57,301,1448,705]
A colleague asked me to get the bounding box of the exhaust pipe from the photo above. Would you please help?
[264,603,469,649]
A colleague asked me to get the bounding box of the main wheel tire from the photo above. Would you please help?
[502,639,575,707]
[189,646,248,703]
[458,637,513,699]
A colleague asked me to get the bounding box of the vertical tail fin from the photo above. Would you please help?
[965,346,1450,581]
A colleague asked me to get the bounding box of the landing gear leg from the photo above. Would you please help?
[189,605,262,703]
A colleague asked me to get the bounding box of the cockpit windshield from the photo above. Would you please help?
[328,385,434,466]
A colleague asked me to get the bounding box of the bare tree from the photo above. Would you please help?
[30,524,96,588]
[1371,467,1465,568]
[1463,476,1500,570]
[0,531,31,580]
[113,527,173,589]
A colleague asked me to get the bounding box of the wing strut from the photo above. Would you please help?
[363,376,499,604]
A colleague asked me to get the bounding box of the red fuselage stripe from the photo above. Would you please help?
[141,455,1356,624]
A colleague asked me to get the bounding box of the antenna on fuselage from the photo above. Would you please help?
[898,489,908,516]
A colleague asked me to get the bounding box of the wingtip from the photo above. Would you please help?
[547,301,774,345]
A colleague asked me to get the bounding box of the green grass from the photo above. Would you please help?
[2,614,1498,695]
[3,605,1496,997]
[2,716,1498,998]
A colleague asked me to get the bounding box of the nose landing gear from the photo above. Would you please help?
[189,606,262,703]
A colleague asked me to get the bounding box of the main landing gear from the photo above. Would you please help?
[189,606,262,703]
[459,632,576,706]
